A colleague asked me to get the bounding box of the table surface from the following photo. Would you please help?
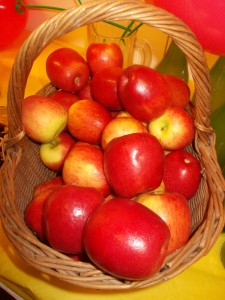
[0,23,225,300]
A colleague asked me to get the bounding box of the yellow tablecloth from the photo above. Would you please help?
[0,24,224,300]
[0,221,225,300]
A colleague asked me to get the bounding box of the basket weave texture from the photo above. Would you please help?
[0,0,225,290]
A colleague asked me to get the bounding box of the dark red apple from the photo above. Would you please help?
[86,42,123,75]
[162,74,190,108]
[46,47,90,92]
[136,192,191,254]
[117,65,171,122]
[103,132,164,198]
[90,66,123,110]
[43,184,104,254]
[62,142,111,197]
[76,80,93,100]
[83,198,170,280]
[49,90,80,111]
[163,149,202,200]
[25,189,56,241]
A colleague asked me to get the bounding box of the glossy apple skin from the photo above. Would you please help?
[21,95,68,143]
[136,192,191,254]
[83,198,170,280]
[162,74,190,108]
[62,142,110,197]
[163,150,201,200]
[103,132,164,198]
[117,65,171,122]
[86,42,123,75]
[148,106,195,150]
[49,90,80,111]
[43,185,104,254]
[33,176,64,197]
[91,66,123,110]
[39,131,76,171]
[67,99,112,144]
[46,47,90,92]
[101,116,147,150]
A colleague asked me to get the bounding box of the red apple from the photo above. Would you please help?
[43,185,104,254]
[90,66,123,110]
[49,90,80,111]
[103,132,164,198]
[163,149,201,200]
[117,65,171,122]
[67,99,112,144]
[67,252,90,262]
[163,74,190,108]
[86,42,123,75]
[136,192,191,254]
[62,142,110,197]
[46,47,90,92]
[101,116,148,150]
[33,176,64,197]
[21,95,68,143]
[76,80,93,100]
[83,198,170,280]
[148,106,195,150]
[39,131,76,171]
[25,189,56,241]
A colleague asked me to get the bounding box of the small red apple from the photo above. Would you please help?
[148,106,195,150]
[46,47,90,92]
[62,142,110,197]
[25,189,56,241]
[39,131,76,171]
[86,42,123,75]
[43,185,104,254]
[21,95,68,143]
[49,90,80,111]
[103,132,164,198]
[117,65,171,122]
[136,192,191,254]
[162,74,190,108]
[83,198,170,280]
[67,99,112,144]
[101,116,147,150]
[76,80,93,100]
[33,176,64,197]
[163,149,202,200]
[90,66,123,110]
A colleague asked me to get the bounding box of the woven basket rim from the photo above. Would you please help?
[1,0,225,290]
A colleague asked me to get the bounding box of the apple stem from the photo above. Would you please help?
[184,158,190,164]
[15,0,143,38]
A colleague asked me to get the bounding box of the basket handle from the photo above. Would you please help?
[7,0,211,141]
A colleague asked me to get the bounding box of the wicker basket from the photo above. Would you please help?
[0,0,225,290]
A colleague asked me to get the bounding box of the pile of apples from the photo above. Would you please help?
[22,43,202,281]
